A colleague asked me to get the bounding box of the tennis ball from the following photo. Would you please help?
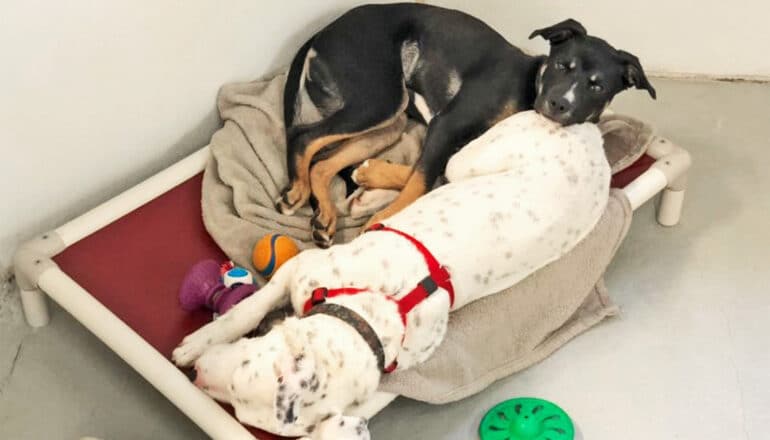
[252,233,299,279]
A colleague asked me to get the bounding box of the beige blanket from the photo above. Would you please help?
[201,72,644,403]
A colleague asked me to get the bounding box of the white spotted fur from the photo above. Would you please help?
[173,111,610,439]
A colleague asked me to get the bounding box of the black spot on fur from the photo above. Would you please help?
[284,400,297,424]
[241,360,250,367]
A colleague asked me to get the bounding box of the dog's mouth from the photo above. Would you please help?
[535,106,570,126]
[533,96,575,126]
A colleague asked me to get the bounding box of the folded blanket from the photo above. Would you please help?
[201,72,641,403]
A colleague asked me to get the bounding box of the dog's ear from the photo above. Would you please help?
[617,50,657,99]
[529,19,587,45]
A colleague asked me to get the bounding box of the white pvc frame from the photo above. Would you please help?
[13,138,690,439]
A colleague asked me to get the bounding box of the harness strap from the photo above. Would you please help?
[301,223,454,373]
[302,287,366,315]
[367,223,455,309]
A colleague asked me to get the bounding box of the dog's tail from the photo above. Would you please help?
[284,36,316,134]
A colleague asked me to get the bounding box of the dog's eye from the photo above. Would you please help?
[554,62,568,71]
[589,83,604,93]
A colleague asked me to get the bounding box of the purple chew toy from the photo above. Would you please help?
[179,259,257,314]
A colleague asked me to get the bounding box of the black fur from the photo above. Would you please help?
[283,3,655,209]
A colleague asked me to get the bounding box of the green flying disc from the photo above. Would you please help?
[479,397,574,440]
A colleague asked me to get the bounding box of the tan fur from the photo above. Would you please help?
[353,159,413,190]
[283,88,410,212]
[362,170,427,230]
[285,133,358,209]
[489,100,519,126]
[310,114,407,245]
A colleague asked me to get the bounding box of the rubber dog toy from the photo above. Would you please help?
[223,266,254,287]
[252,233,299,279]
[479,397,575,440]
[179,260,256,314]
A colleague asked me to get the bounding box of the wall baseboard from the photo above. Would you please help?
[647,70,770,84]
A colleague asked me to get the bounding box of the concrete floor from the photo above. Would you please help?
[2,78,769,440]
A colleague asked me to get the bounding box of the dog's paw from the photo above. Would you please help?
[311,210,336,248]
[306,414,370,440]
[172,324,222,367]
[351,160,371,187]
[275,185,307,216]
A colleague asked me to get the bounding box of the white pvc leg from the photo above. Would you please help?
[37,268,254,440]
[20,287,50,327]
[658,188,686,226]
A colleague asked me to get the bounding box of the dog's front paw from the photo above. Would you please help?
[275,184,308,216]
[306,414,370,440]
[311,209,336,248]
[351,160,371,187]
[172,323,222,367]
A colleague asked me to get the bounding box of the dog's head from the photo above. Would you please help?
[530,19,656,125]
[192,319,327,437]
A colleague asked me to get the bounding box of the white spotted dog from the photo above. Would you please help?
[173,110,611,439]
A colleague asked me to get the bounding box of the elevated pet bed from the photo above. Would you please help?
[13,74,691,439]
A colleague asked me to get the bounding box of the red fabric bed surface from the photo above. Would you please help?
[51,156,652,439]
[611,154,656,188]
[52,174,281,439]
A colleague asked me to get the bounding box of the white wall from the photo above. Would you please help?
[0,0,390,271]
[2,0,767,274]
[431,0,770,78]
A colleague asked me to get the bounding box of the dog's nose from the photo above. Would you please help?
[184,367,197,383]
[547,98,571,115]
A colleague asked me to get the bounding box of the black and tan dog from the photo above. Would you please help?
[276,3,656,247]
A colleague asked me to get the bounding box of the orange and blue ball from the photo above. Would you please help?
[252,233,299,279]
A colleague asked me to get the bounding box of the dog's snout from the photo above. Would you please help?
[547,98,570,115]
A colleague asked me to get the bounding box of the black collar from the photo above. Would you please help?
[304,303,386,372]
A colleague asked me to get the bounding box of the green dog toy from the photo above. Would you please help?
[479,397,575,440]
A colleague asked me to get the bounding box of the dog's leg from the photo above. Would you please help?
[310,114,407,247]
[172,257,300,367]
[351,159,413,191]
[277,86,409,216]
[363,78,513,229]
[361,170,426,230]
[278,122,360,216]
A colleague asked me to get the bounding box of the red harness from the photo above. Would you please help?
[302,223,454,373]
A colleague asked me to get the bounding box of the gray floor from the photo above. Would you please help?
[2,78,769,440]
